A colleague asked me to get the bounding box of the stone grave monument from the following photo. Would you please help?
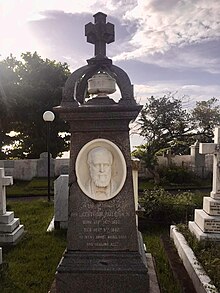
[54,12,149,293]
[53,159,141,231]
[0,168,24,244]
[189,127,220,240]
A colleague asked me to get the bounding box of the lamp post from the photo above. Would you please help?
[43,111,55,201]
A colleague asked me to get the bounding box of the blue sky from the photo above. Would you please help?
[0,0,220,148]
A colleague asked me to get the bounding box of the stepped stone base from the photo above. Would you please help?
[0,212,14,224]
[203,197,220,216]
[0,211,24,245]
[56,250,149,293]
[0,218,20,233]
[189,221,220,241]
[0,225,24,244]
[194,209,220,233]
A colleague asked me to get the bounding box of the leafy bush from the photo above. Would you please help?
[141,187,203,225]
[159,166,198,185]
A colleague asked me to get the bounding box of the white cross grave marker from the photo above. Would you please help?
[0,168,13,215]
[199,127,220,199]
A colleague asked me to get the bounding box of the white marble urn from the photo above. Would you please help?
[88,73,116,95]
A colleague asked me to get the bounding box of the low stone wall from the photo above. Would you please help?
[0,152,213,181]
[0,153,69,180]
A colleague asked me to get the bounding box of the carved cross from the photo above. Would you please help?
[199,127,220,199]
[85,12,114,57]
[0,168,13,215]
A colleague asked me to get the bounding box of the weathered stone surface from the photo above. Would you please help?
[54,175,69,229]
[0,224,24,244]
[0,212,14,224]
[203,197,220,216]
[54,12,149,293]
[194,209,220,233]
[0,218,20,233]
[37,152,54,178]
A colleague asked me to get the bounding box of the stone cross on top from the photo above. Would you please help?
[199,127,220,199]
[85,12,114,57]
[0,168,13,215]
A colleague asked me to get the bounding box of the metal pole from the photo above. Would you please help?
[47,122,51,201]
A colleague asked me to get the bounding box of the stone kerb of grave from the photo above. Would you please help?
[189,127,220,241]
[0,168,24,244]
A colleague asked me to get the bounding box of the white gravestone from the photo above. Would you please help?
[0,168,24,244]
[0,168,13,215]
[189,127,220,241]
[54,175,69,229]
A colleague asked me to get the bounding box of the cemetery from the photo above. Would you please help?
[0,11,220,293]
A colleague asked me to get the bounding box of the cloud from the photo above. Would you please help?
[28,10,138,69]
[134,82,220,108]
[112,0,220,74]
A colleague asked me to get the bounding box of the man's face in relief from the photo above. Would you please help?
[88,147,112,187]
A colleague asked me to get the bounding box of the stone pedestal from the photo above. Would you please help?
[55,105,149,292]
[0,212,24,244]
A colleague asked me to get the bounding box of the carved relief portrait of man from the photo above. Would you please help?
[75,139,127,201]
[86,147,117,200]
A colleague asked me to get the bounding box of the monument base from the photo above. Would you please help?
[189,221,220,241]
[0,211,24,245]
[56,250,149,293]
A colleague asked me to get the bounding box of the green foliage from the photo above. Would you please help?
[159,166,198,185]
[0,52,71,159]
[143,227,181,293]
[0,200,66,293]
[177,224,220,291]
[133,95,220,182]
[191,97,220,142]
[141,188,203,224]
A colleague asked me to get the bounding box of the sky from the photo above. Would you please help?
[0,0,220,149]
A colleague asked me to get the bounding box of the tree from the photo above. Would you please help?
[132,94,192,182]
[191,98,220,142]
[0,52,71,158]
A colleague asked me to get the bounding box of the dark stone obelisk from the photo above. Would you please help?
[54,12,149,293]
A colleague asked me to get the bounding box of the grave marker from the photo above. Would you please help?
[54,12,149,293]
[189,127,220,241]
[0,168,24,244]
[0,168,13,215]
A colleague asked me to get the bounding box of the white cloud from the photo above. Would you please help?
[113,0,220,73]
[134,82,220,108]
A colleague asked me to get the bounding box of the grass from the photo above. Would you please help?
[139,178,212,192]
[0,200,66,293]
[177,224,220,291]
[143,225,181,293]
[6,178,54,197]
[0,199,182,293]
